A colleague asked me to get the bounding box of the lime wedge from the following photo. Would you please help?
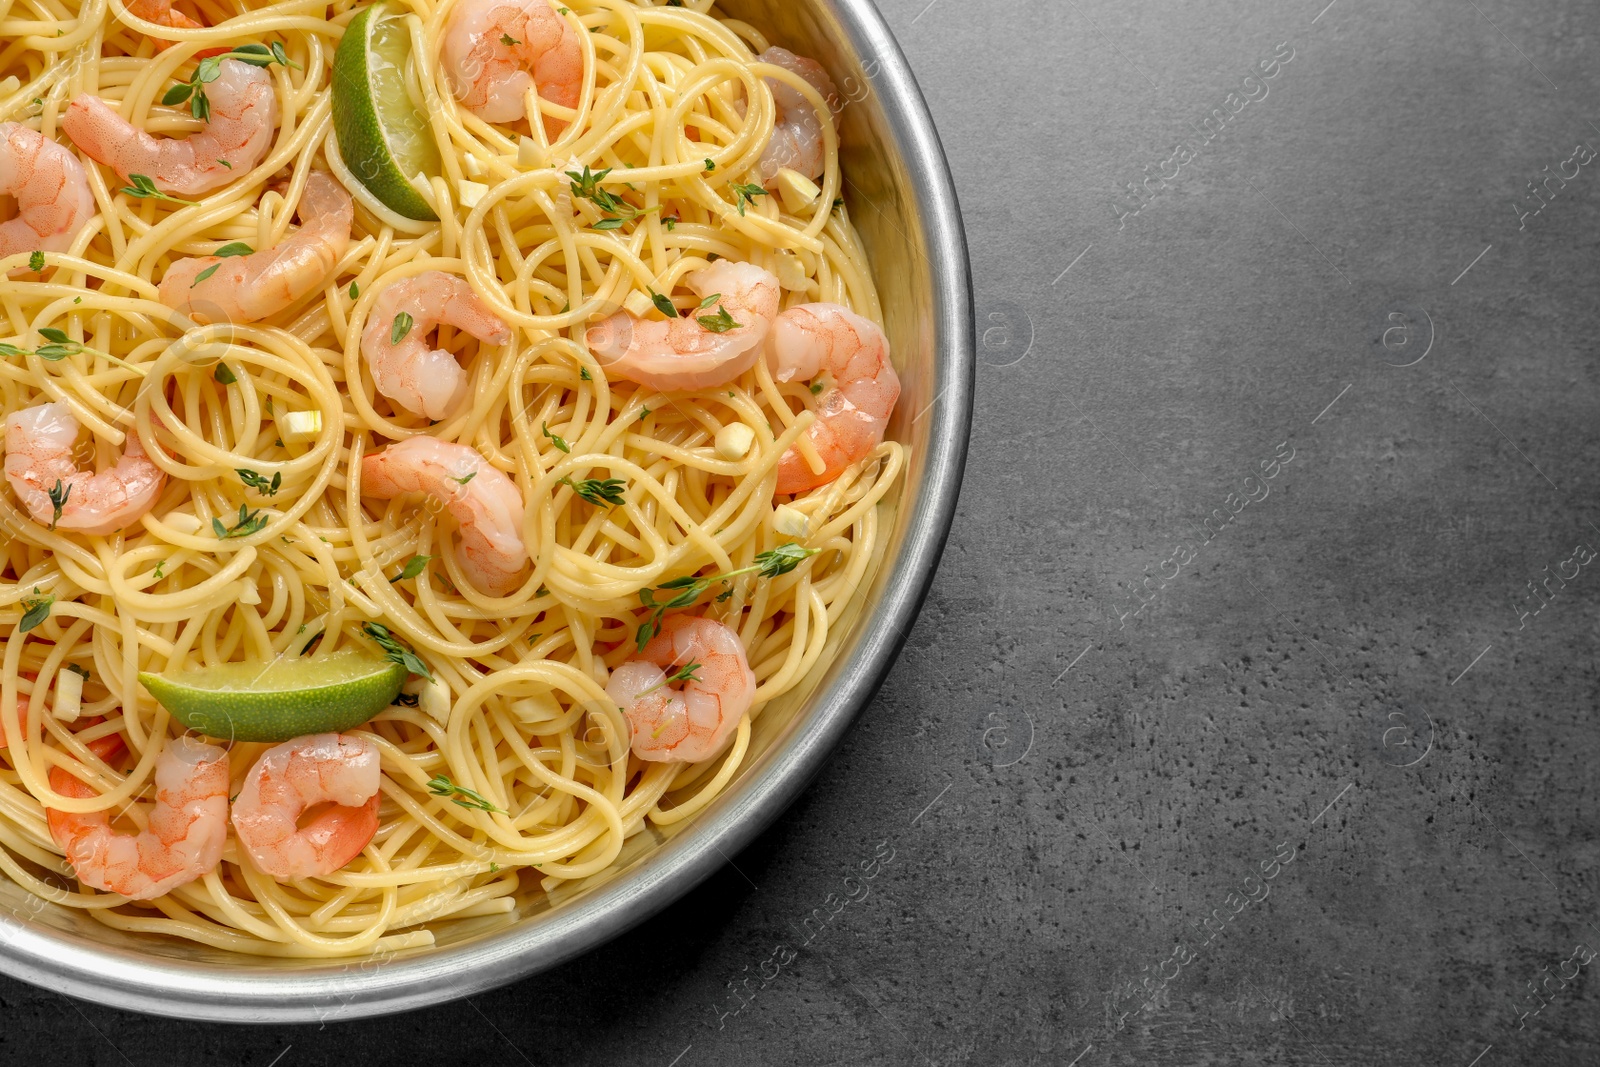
[332,1,441,222]
[139,648,407,742]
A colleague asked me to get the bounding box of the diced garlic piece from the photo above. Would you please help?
[0,77,19,97]
[276,409,322,442]
[419,677,451,725]
[773,503,809,538]
[775,167,821,212]
[518,136,546,169]
[510,690,562,725]
[715,422,754,460]
[624,289,656,318]
[238,582,262,605]
[52,668,83,723]
[457,179,488,208]
[463,154,485,178]
[773,251,809,291]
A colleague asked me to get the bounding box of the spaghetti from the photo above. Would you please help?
[0,0,904,957]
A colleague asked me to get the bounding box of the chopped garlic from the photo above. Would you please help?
[420,677,451,725]
[773,503,809,538]
[276,409,322,442]
[462,154,485,178]
[517,136,546,169]
[237,582,262,606]
[715,422,754,460]
[773,251,809,291]
[0,77,19,97]
[624,289,656,318]
[52,668,83,723]
[775,168,821,213]
[510,690,563,725]
[457,179,488,208]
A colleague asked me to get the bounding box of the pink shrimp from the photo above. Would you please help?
[754,47,840,187]
[230,732,381,879]
[586,260,780,391]
[769,303,899,495]
[5,402,167,536]
[47,735,229,900]
[361,271,511,420]
[441,0,583,135]
[361,437,529,596]
[125,0,204,47]
[607,614,755,763]
[0,124,96,276]
[63,58,278,197]
[159,172,353,325]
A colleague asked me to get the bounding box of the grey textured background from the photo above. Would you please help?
[11,0,1600,1063]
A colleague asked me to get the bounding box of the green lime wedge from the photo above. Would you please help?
[332,1,441,221]
[139,648,407,742]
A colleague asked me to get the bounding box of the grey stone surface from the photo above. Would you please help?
[9,0,1600,1063]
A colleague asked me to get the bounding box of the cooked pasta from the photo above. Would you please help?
[0,0,905,957]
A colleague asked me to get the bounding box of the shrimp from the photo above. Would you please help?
[5,402,167,536]
[159,172,353,325]
[47,735,229,900]
[125,0,203,45]
[361,271,512,420]
[441,0,582,134]
[769,303,900,495]
[753,47,840,187]
[607,614,756,763]
[0,124,96,275]
[62,58,278,197]
[361,437,528,596]
[230,733,380,879]
[586,260,780,391]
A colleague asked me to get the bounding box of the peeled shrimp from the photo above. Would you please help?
[361,271,511,420]
[231,733,380,879]
[361,437,528,596]
[126,0,203,45]
[159,172,353,325]
[442,0,582,133]
[63,58,278,197]
[754,47,840,187]
[47,736,229,900]
[5,402,167,536]
[0,124,95,274]
[586,261,780,391]
[607,614,756,763]
[769,303,900,495]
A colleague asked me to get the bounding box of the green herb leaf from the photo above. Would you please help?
[696,304,739,333]
[18,593,53,633]
[731,182,767,216]
[426,774,503,813]
[755,541,818,578]
[121,174,196,206]
[360,621,433,680]
[214,362,237,384]
[704,158,716,172]
[348,281,359,299]
[152,559,166,580]
[698,292,721,309]
[392,554,432,582]
[450,470,476,486]
[579,366,591,381]
[38,327,69,344]
[391,311,413,344]
[161,83,193,106]
[27,250,43,272]
[213,241,254,258]
[192,263,222,286]
[649,289,679,318]
[214,503,267,539]
[66,663,90,679]
[499,32,519,45]
[46,479,69,530]
[557,476,626,507]
[216,158,232,169]
[542,421,570,453]
[236,468,281,496]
